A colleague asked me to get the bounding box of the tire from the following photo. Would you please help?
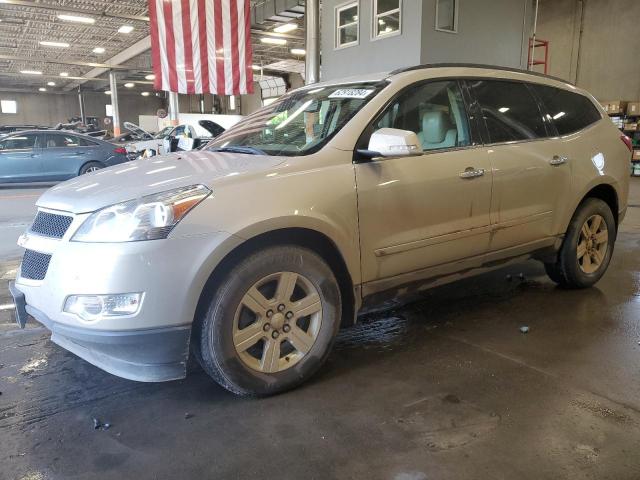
[194,245,342,396]
[546,198,616,288]
[543,262,564,284]
[79,162,104,175]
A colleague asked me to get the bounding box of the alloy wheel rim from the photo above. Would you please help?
[577,214,608,274]
[84,166,100,173]
[232,271,322,373]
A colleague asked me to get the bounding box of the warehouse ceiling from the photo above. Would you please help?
[0,0,307,93]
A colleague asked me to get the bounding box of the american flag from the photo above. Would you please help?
[148,0,254,95]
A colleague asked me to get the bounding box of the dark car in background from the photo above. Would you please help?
[0,130,129,184]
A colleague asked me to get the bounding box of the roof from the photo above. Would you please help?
[389,63,573,86]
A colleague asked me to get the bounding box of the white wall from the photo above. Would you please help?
[0,90,163,128]
[536,0,640,100]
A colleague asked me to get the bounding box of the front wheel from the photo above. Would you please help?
[546,198,616,288]
[194,245,342,396]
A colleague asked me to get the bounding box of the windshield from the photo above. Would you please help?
[155,126,174,139]
[207,81,385,156]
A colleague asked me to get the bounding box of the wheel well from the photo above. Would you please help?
[583,184,619,227]
[194,228,356,330]
[78,161,104,174]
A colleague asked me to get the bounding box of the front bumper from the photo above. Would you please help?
[13,227,241,382]
[10,284,189,382]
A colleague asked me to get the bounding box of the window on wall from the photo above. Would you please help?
[335,2,359,48]
[373,0,401,39]
[435,0,458,33]
[1,100,17,114]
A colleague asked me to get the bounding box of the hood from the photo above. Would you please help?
[37,150,285,214]
[198,120,225,137]
[124,121,153,139]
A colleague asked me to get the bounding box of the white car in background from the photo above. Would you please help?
[114,122,173,159]
[118,121,228,159]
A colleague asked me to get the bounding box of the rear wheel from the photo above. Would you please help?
[545,198,616,288]
[79,162,103,175]
[194,245,341,396]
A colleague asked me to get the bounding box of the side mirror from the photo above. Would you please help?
[363,128,422,158]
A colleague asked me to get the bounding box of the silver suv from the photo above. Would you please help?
[10,65,630,396]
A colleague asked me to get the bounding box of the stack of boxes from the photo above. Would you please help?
[600,100,640,172]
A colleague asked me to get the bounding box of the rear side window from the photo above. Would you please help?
[46,134,94,147]
[531,85,601,135]
[468,80,547,143]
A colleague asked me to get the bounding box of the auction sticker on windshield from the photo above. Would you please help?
[328,89,374,99]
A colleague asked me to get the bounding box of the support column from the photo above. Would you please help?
[108,71,121,136]
[169,92,179,126]
[77,87,86,125]
[305,0,320,85]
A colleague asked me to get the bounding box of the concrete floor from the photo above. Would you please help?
[2,181,640,480]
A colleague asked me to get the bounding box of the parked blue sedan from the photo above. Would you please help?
[0,130,129,184]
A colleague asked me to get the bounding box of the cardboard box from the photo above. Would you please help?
[607,101,628,115]
[633,149,640,161]
[624,122,638,131]
[628,102,640,116]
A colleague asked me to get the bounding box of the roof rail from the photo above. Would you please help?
[389,63,573,85]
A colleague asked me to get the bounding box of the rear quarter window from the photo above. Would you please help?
[531,85,602,135]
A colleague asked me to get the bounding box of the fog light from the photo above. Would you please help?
[64,293,143,321]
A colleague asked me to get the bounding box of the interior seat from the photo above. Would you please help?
[416,110,458,150]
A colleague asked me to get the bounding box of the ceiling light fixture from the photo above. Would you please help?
[40,41,70,48]
[251,65,262,70]
[59,72,68,77]
[104,90,111,95]
[38,87,46,92]
[21,70,42,75]
[144,74,155,80]
[57,14,95,24]
[141,92,150,96]
[260,37,287,45]
[290,48,306,55]
[93,47,105,54]
[124,82,135,88]
[47,81,55,86]
[273,23,297,33]
[118,25,134,34]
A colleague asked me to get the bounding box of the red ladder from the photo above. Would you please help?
[528,38,549,74]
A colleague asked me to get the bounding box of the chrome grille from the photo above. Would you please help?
[21,249,52,281]
[29,211,73,239]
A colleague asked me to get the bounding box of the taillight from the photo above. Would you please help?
[114,147,127,154]
[621,134,633,153]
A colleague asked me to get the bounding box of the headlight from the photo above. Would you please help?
[72,184,211,242]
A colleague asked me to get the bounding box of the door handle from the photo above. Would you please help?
[550,155,568,166]
[459,167,485,179]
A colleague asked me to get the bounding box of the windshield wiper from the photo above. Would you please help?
[209,146,266,155]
